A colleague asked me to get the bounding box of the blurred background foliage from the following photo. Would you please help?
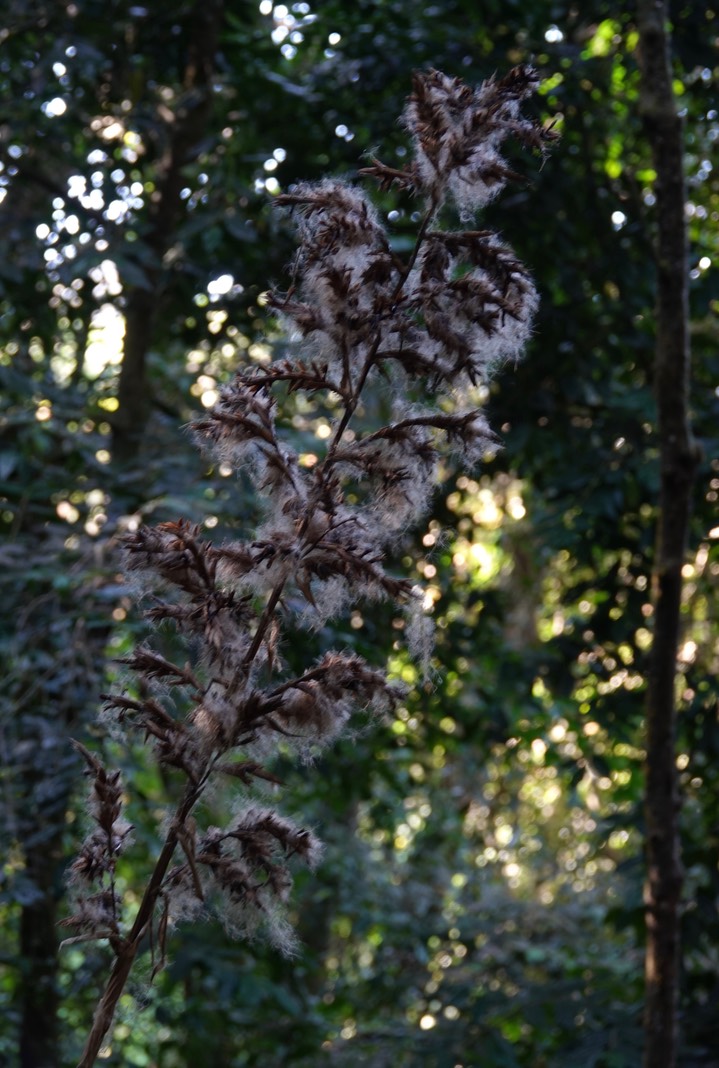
[0,1,717,1065]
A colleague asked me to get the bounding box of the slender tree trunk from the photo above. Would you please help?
[11,604,108,1068]
[112,0,225,462]
[636,4,699,1065]
[19,838,63,1068]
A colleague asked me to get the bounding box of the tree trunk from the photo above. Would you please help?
[19,839,62,1068]
[112,0,225,462]
[636,4,699,1066]
[11,599,113,1068]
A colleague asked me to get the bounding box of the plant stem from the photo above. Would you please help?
[76,782,201,1067]
[242,581,287,669]
[325,200,437,463]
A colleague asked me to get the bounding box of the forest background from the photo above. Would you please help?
[0,1,717,1066]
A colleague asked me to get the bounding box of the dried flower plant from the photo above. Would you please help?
[67,65,555,1067]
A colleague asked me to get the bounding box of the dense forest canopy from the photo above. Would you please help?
[0,2,717,1066]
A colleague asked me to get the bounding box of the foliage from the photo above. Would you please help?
[0,2,717,1066]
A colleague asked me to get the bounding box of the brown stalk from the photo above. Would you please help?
[76,779,202,1068]
[323,198,439,462]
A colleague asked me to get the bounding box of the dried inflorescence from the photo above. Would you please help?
[163,807,323,952]
[61,742,132,950]
[401,64,551,214]
[68,65,552,1026]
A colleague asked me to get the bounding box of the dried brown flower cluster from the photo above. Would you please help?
[62,742,131,954]
[68,65,553,1066]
